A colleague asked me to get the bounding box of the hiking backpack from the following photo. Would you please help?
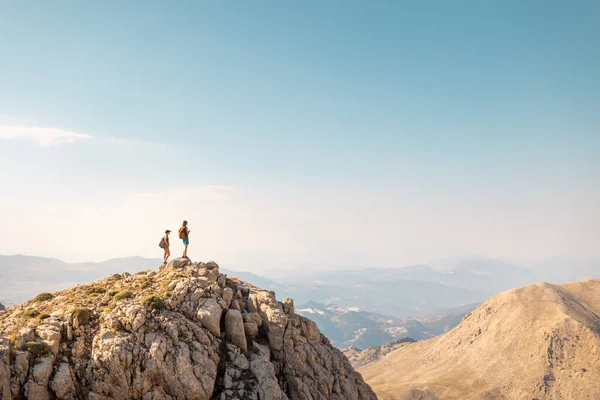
[158,237,167,248]
[178,227,186,239]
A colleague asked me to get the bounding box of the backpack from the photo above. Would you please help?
[158,237,167,249]
[178,227,186,239]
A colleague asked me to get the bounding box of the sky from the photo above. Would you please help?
[0,1,598,270]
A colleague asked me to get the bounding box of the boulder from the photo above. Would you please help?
[50,363,77,399]
[224,309,247,352]
[205,261,219,270]
[196,298,223,337]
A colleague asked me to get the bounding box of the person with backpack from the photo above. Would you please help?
[159,230,171,264]
[178,220,190,259]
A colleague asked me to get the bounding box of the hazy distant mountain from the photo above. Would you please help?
[358,279,600,399]
[296,301,475,349]
[0,255,165,305]
[280,275,484,317]
[279,257,600,316]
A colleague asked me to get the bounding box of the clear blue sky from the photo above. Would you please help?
[0,1,598,267]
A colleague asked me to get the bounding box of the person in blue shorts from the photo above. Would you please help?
[178,220,191,259]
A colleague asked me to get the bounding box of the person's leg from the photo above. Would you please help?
[183,237,189,258]
[165,248,170,263]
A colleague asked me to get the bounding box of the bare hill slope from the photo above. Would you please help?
[0,258,376,400]
[359,279,600,400]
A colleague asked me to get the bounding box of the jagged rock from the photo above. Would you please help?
[13,351,29,385]
[282,297,295,316]
[0,259,376,400]
[224,309,247,352]
[0,338,12,399]
[196,298,222,337]
[222,287,234,308]
[24,355,54,400]
[50,363,77,399]
[244,312,263,326]
[205,261,219,270]
[36,318,62,354]
[166,257,192,270]
[244,322,259,337]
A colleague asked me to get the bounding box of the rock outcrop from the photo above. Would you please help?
[0,259,376,400]
[344,337,417,369]
[359,279,600,400]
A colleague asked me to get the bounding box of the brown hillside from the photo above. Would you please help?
[359,279,600,400]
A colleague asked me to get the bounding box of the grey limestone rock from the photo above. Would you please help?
[0,257,376,400]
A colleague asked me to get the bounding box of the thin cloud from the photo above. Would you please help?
[106,137,165,149]
[0,125,93,146]
[127,186,240,204]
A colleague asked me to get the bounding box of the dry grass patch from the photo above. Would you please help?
[22,309,40,319]
[88,287,106,295]
[113,290,134,301]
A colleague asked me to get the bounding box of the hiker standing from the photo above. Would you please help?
[178,220,190,259]
[160,230,171,264]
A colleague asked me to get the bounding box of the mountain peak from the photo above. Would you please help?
[0,258,376,400]
[358,279,600,399]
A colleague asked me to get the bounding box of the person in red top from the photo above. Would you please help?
[178,220,190,259]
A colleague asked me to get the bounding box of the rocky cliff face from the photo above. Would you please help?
[0,258,376,400]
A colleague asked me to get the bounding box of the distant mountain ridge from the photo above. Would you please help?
[0,255,165,305]
[3,254,599,354]
[296,301,475,349]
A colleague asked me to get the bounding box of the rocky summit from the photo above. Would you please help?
[0,258,376,400]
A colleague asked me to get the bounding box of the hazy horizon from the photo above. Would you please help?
[1,1,598,269]
[1,252,598,274]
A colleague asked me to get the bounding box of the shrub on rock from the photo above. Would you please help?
[142,294,165,311]
[33,293,53,302]
[71,307,91,325]
[25,341,51,358]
